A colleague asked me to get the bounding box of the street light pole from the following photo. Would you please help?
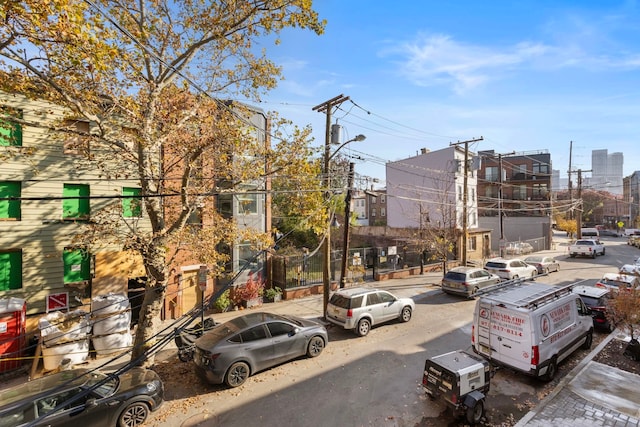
[313,95,368,317]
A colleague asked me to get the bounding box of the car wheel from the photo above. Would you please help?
[592,252,597,259]
[225,361,250,387]
[306,336,325,357]
[512,275,519,280]
[602,249,606,255]
[466,399,485,425]
[543,357,557,382]
[356,318,371,336]
[400,306,412,322]
[556,264,560,272]
[118,402,149,427]
[582,330,593,350]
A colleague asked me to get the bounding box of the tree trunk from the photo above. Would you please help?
[130,243,168,367]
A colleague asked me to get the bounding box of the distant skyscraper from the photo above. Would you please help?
[591,149,623,194]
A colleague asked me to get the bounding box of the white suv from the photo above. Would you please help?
[326,287,415,336]
[484,258,538,281]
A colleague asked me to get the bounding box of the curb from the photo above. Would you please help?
[514,330,617,426]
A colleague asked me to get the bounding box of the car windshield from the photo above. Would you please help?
[83,371,118,398]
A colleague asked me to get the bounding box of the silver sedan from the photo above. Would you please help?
[193,312,328,387]
[524,255,560,274]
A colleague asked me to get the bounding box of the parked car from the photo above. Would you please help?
[0,367,163,427]
[573,285,614,332]
[484,258,538,280]
[326,287,415,337]
[524,255,560,274]
[505,242,534,255]
[441,266,500,297]
[596,273,640,291]
[193,312,327,387]
[619,264,640,275]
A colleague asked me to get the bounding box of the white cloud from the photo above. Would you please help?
[393,34,549,94]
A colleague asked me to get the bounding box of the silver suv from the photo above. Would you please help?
[441,266,500,297]
[326,287,415,336]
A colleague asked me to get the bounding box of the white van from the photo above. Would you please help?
[472,281,594,381]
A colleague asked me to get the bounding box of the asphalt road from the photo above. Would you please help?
[147,233,639,427]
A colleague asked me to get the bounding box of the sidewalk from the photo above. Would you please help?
[516,331,640,426]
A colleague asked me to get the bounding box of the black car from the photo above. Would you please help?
[0,368,163,427]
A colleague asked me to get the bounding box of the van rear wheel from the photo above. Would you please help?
[582,330,593,349]
[543,358,557,382]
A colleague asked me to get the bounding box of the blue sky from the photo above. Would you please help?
[254,1,639,189]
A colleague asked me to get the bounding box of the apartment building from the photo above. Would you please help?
[477,150,552,251]
[0,91,149,315]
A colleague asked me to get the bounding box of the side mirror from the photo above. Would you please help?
[86,398,97,408]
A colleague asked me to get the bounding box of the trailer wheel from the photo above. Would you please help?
[466,399,484,425]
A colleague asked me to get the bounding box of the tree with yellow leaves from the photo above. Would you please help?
[0,0,325,365]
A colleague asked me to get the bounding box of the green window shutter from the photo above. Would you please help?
[63,249,90,283]
[0,107,23,147]
[0,251,22,291]
[122,187,142,217]
[62,184,90,219]
[0,181,21,219]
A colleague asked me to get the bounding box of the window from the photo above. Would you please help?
[62,184,90,220]
[0,181,21,220]
[237,192,258,214]
[267,322,295,337]
[372,209,376,217]
[217,194,233,217]
[366,292,381,305]
[187,208,202,230]
[485,166,499,182]
[239,325,268,342]
[63,248,90,284]
[380,195,386,203]
[485,186,497,198]
[0,250,22,291]
[533,183,548,197]
[63,120,90,156]
[380,207,386,217]
[371,196,377,204]
[378,291,395,303]
[513,185,527,200]
[122,187,142,218]
[0,106,22,147]
[468,236,477,251]
[533,163,549,174]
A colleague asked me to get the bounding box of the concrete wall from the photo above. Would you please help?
[479,216,552,251]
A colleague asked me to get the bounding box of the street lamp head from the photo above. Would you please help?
[354,134,366,142]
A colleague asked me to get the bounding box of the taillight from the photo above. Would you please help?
[462,282,469,288]
[595,283,606,289]
[471,325,475,344]
[209,353,221,361]
[531,345,539,366]
[346,309,353,318]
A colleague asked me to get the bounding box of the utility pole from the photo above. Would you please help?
[312,94,350,317]
[450,137,483,266]
[340,162,355,288]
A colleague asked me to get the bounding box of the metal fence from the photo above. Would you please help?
[271,247,438,290]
